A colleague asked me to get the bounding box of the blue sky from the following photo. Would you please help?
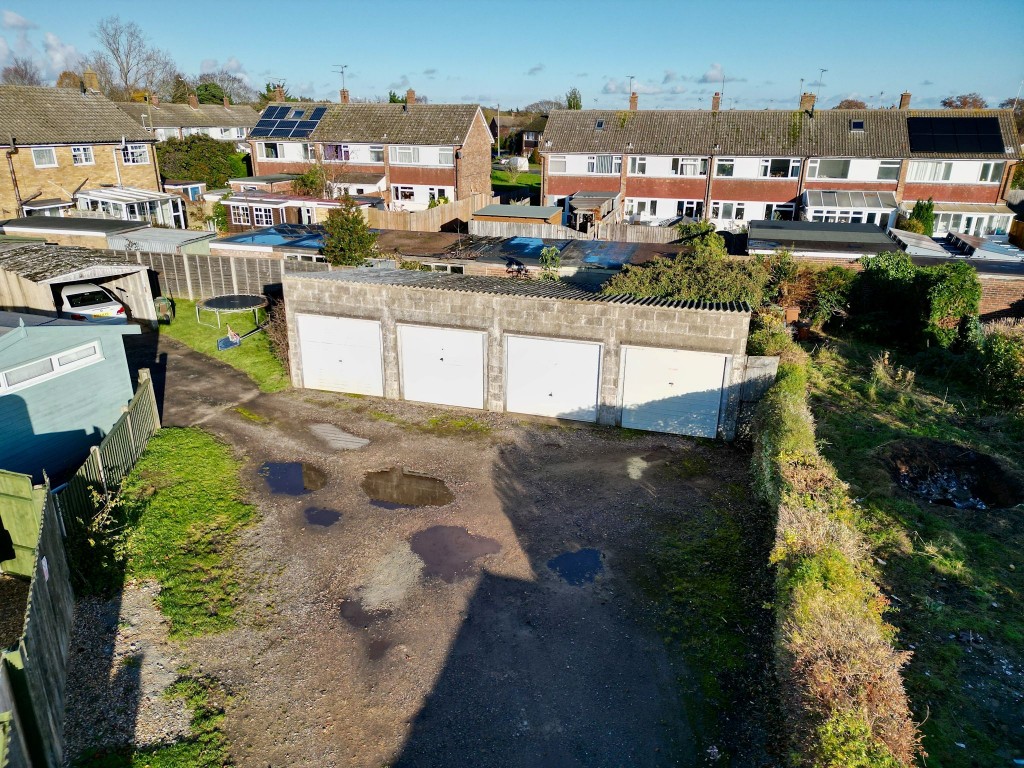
[2,0,1022,109]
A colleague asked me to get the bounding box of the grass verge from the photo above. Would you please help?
[74,673,230,767]
[368,409,491,436]
[121,427,256,639]
[162,298,288,392]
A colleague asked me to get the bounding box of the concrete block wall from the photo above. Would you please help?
[284,274,752,437]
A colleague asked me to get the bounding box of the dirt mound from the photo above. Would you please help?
[879,438,1024,510]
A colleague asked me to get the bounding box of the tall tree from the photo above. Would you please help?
[565,87,582,110]
[55,70,81,89]
[524,99,565,112]
[321,196,378,266]
[834,98,867,109]
[196,82,226,104]
[1,56,43,86]
[941,93,988,109]
[156,135,248,188]
[92,15,176,99]
[198,70,257,105]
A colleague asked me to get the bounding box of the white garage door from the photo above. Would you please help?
[398,325,486,409]
[505,335,602,421]
[620,346,727,437]
[297,314,383,396]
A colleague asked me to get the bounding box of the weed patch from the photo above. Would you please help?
[233,406,269,423]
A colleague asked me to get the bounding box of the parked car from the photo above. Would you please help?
[59,283,128,324]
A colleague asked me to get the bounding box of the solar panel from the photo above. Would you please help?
[249,128,270,138]
[270,128,293,137]
[264,106,288,120]
[252,106,328,142]
[908,116,1004,153]
[276,120,298,130]
[295,120,319,132]
[255,119,276,129]
[310,107,327,120]
[290,128,312,138]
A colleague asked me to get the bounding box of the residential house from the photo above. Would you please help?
[116,94,260,150]
[0,311,140,481]
[489,112,547,155]
[0,84,161,221]
[540,91,1020,235]
[249,88,492,211]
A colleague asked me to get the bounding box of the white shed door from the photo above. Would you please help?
[505,335,602,421]
[620,346,727,437]
[398,325,486,409]
[297,314,383,396]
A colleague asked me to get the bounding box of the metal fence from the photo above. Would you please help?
[52,369,161,530]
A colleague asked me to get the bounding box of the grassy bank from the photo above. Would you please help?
[162,298,288,392]
[121,427,256,638]
[809,341,1024,767]
[753,347,920,767]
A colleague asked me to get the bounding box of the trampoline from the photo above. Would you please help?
[196,293,268,328]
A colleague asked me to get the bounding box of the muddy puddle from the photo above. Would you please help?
[409,526,501,583]
[303,508,341,527]
[548,548,604,585]
[361,467,454,509]
[259,462,326,495]
[339,599,391,629]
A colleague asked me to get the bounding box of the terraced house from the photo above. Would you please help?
[0,85,162,221]
[117,93,260,150]
[540,92,1020,236]
[248,89,492,210]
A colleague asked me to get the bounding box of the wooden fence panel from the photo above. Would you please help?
[366,193,497,232]
[468,218,678,243]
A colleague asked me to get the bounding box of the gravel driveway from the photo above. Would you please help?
[64,334,758,767]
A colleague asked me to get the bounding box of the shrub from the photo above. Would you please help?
[292,164,328,197]
[528,147,540,165]
[806,266,856,327]
[320,195,377,266]
[895,216,926,235]
[210,198,229,234]
[908,198,935,236]
[978,319,1024,407]
[919,261,981,347]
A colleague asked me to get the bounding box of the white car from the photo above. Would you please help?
[60,283,128,324]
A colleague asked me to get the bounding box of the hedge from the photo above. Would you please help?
[752,356,921,767]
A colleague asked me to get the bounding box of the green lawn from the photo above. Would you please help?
[491,168,541,201]
[162,298,288,392]
[121,427,256,639]
[809,340,1024,767]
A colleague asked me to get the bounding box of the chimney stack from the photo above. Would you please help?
[223,97,230,108]
[406,88,416,106]
[711,92,721,111]
[274,85,285,102]
[799,92,816,112]
[188,94,199,109]
[82,68,100,93]
[340,88,350,104]
[628,91,638,111]
[150,92,160,107]
[899,92,912,110]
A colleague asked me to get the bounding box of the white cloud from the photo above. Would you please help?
[200,58,217,73]
[41,32,78,77]
[698,63,745,84]
[602,77,685,96]
[388,74,411,90]
[1,11,35,30]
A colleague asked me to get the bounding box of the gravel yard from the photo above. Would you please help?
[63,335,768,767]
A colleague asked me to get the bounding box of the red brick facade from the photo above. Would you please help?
[902,183,1002,204]
[625,177,709,199]
[709,178,801,202]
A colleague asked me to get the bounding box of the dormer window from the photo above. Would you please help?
[595,119,605,130]
[850,119,865,132]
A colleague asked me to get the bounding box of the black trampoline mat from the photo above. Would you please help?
[200,294,268,312]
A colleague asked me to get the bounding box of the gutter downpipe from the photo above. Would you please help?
[6,137,23,216]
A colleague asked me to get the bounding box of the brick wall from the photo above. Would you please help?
[546,176,625,197]
[0,143,160,218]
[977,275,1024,318]
[283,273,752,435]
[456,111,494,199]
[710,178,800,202]
[624,177,708,199]
[902,183,1001,204]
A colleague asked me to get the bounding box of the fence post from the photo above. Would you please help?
[90,446,106,493]
[139,368,161,430]
[182,251,194,300]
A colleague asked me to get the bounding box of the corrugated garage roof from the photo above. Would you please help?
[287,267,751,312]
[0,243,142,282]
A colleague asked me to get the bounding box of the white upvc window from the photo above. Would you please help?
[0,342,103,394]
[31,147,57,168]
[672,157,707,177]
[548,155,567,173]
[907,160,952,182]
[369,146,384,163]
[301,143,317,161]
[393,186,415,201]
[677,199,704,218]
[627,199,657,216]
[877,160,901,180]
[389,146,420,164]
[629,156,647,175]
[759,158,800,178]
[438,148,454,166]
[715,158,735,177]
[121,144,150,165]
[260,142,281,159]
[979,161,1005,183]
[252,206,274,226]
[711,201,745,220]
[71,146,95,166]
[807,158,851,179]
[323,144,349,162]
[230,206,250,225]
[764,203,796,221]
[586,154,621,174]
[428,187,449,202]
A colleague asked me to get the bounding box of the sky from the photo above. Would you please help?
[1,0,1022,110]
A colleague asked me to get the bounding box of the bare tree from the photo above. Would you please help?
[1,56,43,86]
[198,69,258,105]
[941,92,988,109]
[93,15,176,99]
[523,99,565,112]
[833,98,867,109]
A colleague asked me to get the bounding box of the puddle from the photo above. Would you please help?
[409,526,502,583]
[303,507,341,527]
[367,639,392,661]
[339,599,390,629]
[259,462,326,495]
[548,548,604,585]
[361,467,454,509]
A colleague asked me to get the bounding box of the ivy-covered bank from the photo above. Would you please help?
[752,347,921,767]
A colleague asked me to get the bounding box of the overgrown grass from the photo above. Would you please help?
[121,427,256,639]
[162,298,288,392]
[809,340,1024,767]
[74,673,230,767]
[368,409,491,436]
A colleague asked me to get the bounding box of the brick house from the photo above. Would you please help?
[540,91,1020,236]
[117,94,260,149]
[0,85,161,220]
[249,89,492,211]
[489,112,548,156]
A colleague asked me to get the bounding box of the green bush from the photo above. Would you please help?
[978,320,1024,406]
[908,198,935,236]
[807,266,857,327]
[919,261,981,347]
